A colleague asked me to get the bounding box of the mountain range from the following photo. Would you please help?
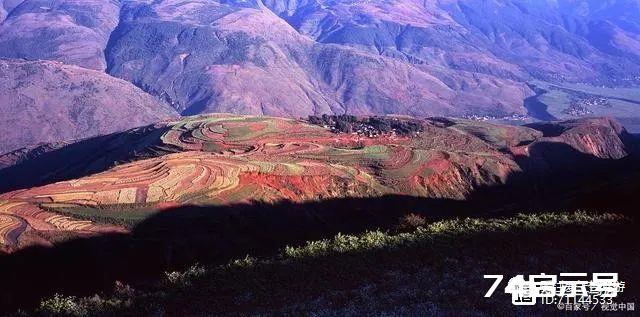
[3,1,640,314]
[1,0,640,152]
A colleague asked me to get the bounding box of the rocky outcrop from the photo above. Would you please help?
[527,117,634,160]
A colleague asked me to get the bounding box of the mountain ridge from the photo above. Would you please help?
[1,0,640,151]
[2,0,639,118]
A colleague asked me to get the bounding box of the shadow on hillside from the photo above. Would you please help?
[0,125,173,193]
[523,89,557,121]
[1,139,639,313]
[0,196,465,313]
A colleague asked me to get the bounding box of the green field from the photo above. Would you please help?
[41,203,159,229]
[528,81,640,132]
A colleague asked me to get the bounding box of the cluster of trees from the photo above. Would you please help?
[308,114,357,132]
[308,115,424,136]
[366,117,424,135]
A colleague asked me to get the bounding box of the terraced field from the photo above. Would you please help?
[0,115,632,252]
[0,200,123,252]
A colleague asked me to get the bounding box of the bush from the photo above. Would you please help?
[397,213,427,232]
[39,294,86,317]
[335,120,353,133]
[308,115,324,125]
[164,264,207,287]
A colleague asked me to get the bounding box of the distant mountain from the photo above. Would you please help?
[0,0,639,148]
[0,0,119,71]
[0,59,176,153]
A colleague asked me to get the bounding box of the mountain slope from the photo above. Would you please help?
[0,59,177,154]
[104,0,520,117]
[262,0,640,84]
[102,0,536,117]
[0,0,639,153]
[3,0,638,120]
[0,0,120,70]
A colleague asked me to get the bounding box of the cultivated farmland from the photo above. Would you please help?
[0,115,634,252]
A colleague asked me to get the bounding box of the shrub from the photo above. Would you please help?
[39,294,86,317]
[397,213,427,232]
[164,263,207,287]
[228,255,257,269]
[114,281,135,299]
[335,120,353,133]
[308,115,324,125]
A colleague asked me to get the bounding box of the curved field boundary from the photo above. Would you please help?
[0,115,532,252]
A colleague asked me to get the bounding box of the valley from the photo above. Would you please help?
[1,1,640,315]
[0,114,638,314]
[527,80,640,132]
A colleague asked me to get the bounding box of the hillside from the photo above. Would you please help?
[2,1,640,315]
[10,212,640,316]
[1,0,639,122]
[0,115,637,252]
[0,59,177,153]
[0,115,638,313]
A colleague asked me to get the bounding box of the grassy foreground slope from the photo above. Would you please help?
[26,211,638,316]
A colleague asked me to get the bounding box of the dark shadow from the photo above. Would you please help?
[0,125,175,193]
[507,142,640,213]
[523,85,557,121]
[1,136,639,313]
[0,195,454,313]
[523,122,568,137]
[181,96,212,116]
